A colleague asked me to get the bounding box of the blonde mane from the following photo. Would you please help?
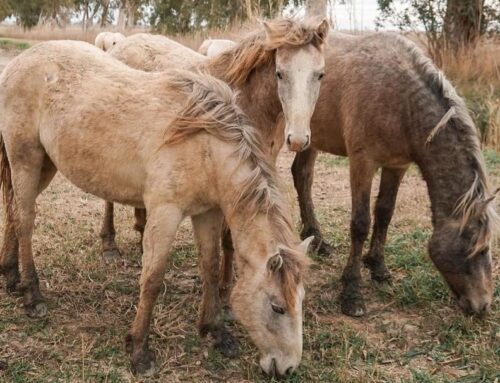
[164,69,308,307]
[398,35,500,255]
[205,18,326,87]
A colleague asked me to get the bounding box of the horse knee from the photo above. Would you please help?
[351,211,370,241]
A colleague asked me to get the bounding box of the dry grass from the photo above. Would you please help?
[0,25,147,44]
[0,30,498,383]
[0,149,498,383]
[440,41,500,152]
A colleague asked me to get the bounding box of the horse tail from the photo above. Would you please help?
[0,134,13,206]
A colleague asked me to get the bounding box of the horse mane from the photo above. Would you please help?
[204,18,326,87]
[278,247,309,312]
[396,35,500,255]
[164,69,307,299]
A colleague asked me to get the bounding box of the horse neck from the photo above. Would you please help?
[228,211,277,267]
[412,117,483,226]
[210,59,283,148]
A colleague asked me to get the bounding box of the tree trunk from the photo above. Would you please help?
[306,0,327,19]
[244,0,253,20]
[100,0,110,27]
[117,2,127,30]
[444,0,484,51]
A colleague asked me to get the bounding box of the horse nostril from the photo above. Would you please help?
[480,302,491,314]
[270,358,277,377]
[285,366,294,375]
[286,134,292,146]
[302,135,310,150]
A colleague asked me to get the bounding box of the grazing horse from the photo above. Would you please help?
[103,19,329,278]
[95,31,125,51]
[0,41,313,377]
[290,32,499,317]
[198,38,236,57]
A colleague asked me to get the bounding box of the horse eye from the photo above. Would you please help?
[276,71,283,80]
[271,303,285,315]
[318,72,325,80]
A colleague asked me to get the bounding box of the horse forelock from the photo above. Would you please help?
[164,69,298,250]
[205,17,325,87]
[396,34,500,255]
[278,247,309,312]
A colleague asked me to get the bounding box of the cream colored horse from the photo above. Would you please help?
[103,19,328,269]
[0,41,312,377]
[198,38,236,56]
[95,31,125,51]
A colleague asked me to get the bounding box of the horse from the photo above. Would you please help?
[289,32,499,317]
[0,40,313,377]
[198,38,236,57]
[94,31,125,51]
[103,18,329,281]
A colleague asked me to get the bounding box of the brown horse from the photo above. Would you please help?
[0,41,313,377]
[102,19,328,278]
[290,32,499,317]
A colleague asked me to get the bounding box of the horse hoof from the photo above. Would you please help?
[340,288,366,317]
[372,270,392,284]
[6,282,21,296]
[131,350,156,376]
[341,299,366,317]
[103,249,121,263]
[26,302,47,318]
[3,269,21,295]
[363,257,392,284]
[315,239,333,257]
[214,332,240,358]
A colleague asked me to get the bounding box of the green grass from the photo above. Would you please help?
[0,38,30,50]
[484,149,500,177]
[317,154,349,167]
[0,150,498,382]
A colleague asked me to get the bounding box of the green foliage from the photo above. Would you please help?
[376,0,499,63]
[149,0,305,34]
[0,38,30,50]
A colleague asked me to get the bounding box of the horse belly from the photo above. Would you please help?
[40,127,145,207]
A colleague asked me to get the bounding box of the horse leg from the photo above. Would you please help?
[0,186,19,294]
[1,155,56,295]
[218,226,234,305]
[340,157,375,317]
[10,146,56,318]
[292,148,333,256]
[363,167,407,283]
[126,204,182,376]
[100,201,121,262]
[193,210,239,358]
[133,208,147,252]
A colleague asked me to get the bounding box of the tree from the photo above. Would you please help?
[377,0,499,62]
[306,0,327,18]
[443,0,484,51]
[150,0,303,34]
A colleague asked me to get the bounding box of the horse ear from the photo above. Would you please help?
[474,191,498,217]
[267,253,283,273]
[315,18,330,43]
[261,20,272,37]
[298,236,314,254]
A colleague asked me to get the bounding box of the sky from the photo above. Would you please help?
[331,0,380,31]
[284,0,381,31]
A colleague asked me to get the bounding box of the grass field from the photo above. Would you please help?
[0,31,498,382]
[0,149,498,383]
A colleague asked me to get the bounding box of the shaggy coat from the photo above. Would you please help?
[0,40,311,377]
